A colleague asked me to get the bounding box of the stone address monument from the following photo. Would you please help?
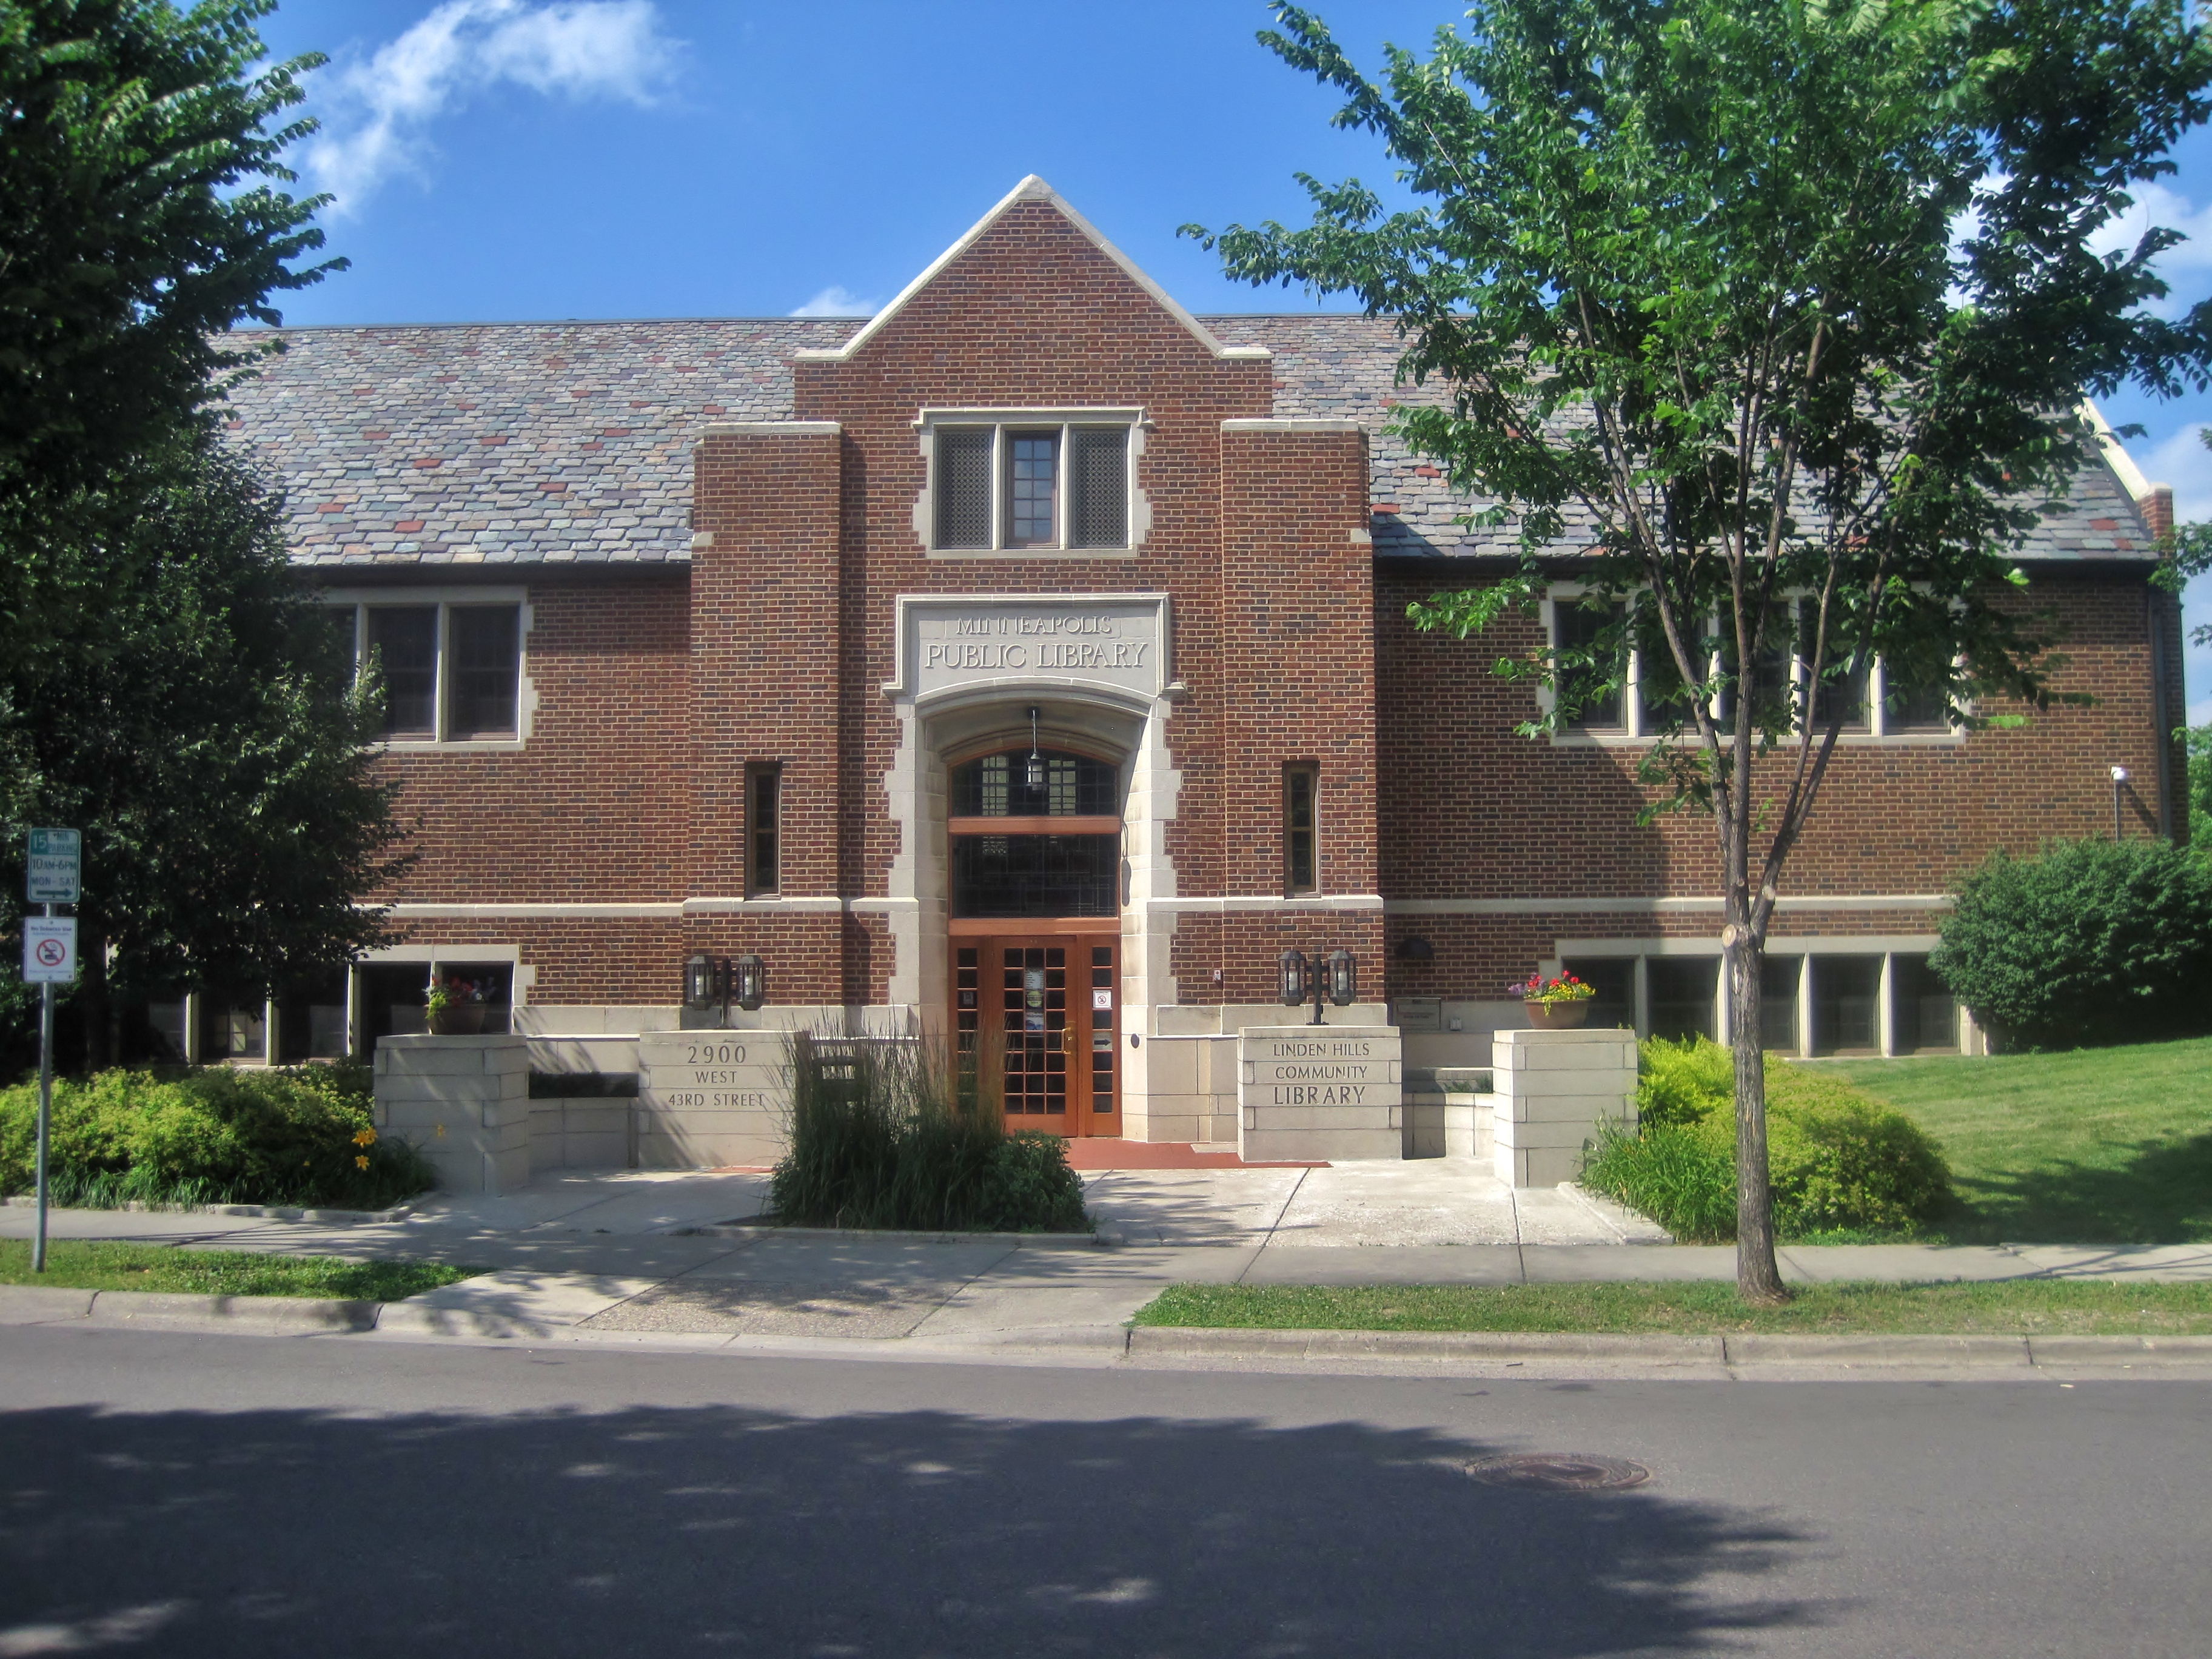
[636,1031,786,1168]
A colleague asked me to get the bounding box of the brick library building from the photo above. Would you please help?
[184,176,2187,1160]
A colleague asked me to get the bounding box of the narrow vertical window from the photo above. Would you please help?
[1284,765,1319,896]
[1068,426,1128,548]
[748,764,782,897]
[366,606,438,738]
[447,606,520,737]
[1004,431,1060,548]
[935,427,994,549]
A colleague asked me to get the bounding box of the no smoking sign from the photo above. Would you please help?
[22,917,76,984]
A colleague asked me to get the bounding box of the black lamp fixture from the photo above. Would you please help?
[1278,947,1358,1025]
[1024,705,1046,794]
[731,952,768,1012]
[682,951,718,1012]
[682,952,768,1018]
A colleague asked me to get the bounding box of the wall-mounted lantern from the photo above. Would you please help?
[1278,948,1309,1008]
[682,952,719,1012]
[683,952,768,1017]
[731,953,768,1013]
[1326,948,1358,1008]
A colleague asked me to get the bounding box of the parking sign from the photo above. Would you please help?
[23,917,76,984]
[27,828,80,905]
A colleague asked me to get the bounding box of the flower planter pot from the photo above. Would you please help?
[429,1004,488,1036]
[1523,999,1589,1030]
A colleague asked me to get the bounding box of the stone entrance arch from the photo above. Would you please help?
[877,594,1185,1138]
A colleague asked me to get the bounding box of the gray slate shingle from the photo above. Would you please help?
[225,312,2152,568]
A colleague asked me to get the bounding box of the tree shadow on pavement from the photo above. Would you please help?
[0,1395,1825,1657]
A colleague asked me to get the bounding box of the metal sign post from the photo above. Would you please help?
[23,830,80,1275]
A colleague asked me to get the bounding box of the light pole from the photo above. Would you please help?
[2110,765,2129,842]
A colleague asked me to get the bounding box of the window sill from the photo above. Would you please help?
[1546,729,1965,749]
[377,737,526,754]
[924,546,1139,561]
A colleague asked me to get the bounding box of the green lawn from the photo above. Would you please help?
[1828,1037,2212,1244]
[1136,1281,2212,1336]
[0,1239,477,1301]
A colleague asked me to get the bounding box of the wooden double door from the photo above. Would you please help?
[953,932,1119,1135]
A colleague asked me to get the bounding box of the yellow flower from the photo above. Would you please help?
[355,1155,370,1170]
[353,1128,377,1147]
[435,1124,446,1138]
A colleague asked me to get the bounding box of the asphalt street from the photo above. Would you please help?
[1,1324,2207,1657]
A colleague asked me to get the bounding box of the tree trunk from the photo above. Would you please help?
[1725,931,1789,1304]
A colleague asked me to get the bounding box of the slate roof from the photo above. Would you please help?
[225,318,862,567]
[225,312,2154,569]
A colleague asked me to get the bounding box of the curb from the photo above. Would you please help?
[3,1195,419,1224]
[673,1223,1111,1249]
[1125,1326,2212,1370]
[1128,1326,1723,1364]
[0,1283,380,1332]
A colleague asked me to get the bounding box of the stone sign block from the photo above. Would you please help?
[637,1032,789,1168]
[1238,1024,1403,1162]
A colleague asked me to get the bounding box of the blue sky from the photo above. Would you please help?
[256,0,2212,720]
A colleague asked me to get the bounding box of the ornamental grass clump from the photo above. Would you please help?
[1582,1037,1954,1242]
[0,1061,435,1210]
[769,1033,1088,1234]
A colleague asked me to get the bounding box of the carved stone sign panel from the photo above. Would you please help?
[887,593,1172,703]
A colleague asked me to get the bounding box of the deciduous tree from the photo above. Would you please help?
[1191,0,2212,1299]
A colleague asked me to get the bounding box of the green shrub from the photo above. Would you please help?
[769,1034,1089,1233]
[1583,1118,1738,1242]
[1757,1062,1954,1234]
[1635,1034,1734,1127]
[1582,1037,1954,1240]
[0,1064,435,1210]
[1932,839,2212,1049]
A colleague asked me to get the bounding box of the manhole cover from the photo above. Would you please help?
[1464,1453,1652,1491]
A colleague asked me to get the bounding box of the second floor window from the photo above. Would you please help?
[344,599,524,742]
[932,420,1131,552]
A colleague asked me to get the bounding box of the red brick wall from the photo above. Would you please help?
[375,574,690,905]
[1373,565,2176,1000]
[789,199,1276,1005]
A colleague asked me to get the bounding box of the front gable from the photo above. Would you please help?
[792,176,1272,417]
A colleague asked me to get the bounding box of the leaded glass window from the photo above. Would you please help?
[1005,432,1059,548]
[950,750,1118,817]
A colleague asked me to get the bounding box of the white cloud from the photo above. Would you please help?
[789,286,879,318]
[302,0,677,213]
[2088,180,2212,318]
[2133,422,2212,521]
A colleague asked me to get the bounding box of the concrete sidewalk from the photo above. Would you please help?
[5,1165,2210,1364]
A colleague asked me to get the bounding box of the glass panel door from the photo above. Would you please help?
[952,934,1117,1134]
